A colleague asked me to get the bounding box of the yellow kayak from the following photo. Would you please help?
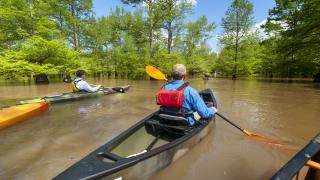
[0,102,49,129]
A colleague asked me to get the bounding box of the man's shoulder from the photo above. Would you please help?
[185,85,198,94]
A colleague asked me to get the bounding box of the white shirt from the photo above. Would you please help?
[74,77,101,93]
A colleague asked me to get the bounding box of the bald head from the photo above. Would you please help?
[172,64,187,80]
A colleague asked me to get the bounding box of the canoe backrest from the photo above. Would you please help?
[159,113,188,122]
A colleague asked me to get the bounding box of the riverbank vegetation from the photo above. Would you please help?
[0,0,319,81]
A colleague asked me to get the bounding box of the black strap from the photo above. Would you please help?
[74,79,82,83]
[160,81,189,91]
[177,82,189,91]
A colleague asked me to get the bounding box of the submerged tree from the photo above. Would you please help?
[184,16,215,74]
[159,0,193,54]
[221,0,254,79]
[263,0,320,79]
[121,0,165,57]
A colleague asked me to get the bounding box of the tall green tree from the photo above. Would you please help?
[47,0,93,50]
[263,0,320,78]
[121,0,165,57]
[159,0,193,54]
[264,0,302,77]
[0,0,59,50]
[221,0,254,78]
[184,16,215,74]
[185,16,215,57]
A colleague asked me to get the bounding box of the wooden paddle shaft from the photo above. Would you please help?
[306,160,320,170]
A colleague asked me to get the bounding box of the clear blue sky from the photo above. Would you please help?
[92,0,275,52]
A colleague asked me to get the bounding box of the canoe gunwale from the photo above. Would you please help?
[271,133,320,180]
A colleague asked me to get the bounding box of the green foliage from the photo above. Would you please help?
[159,0,193,53]
[0,0,60,48]
[185,16,216,57]
[0,56,59,79]
[217,33,263,77]
[153,53,186,75]
[220,0,254,77]
[47,0,94,50]
[0,36,79,79]
[19,36,78,65]
[1,0,317,81]
[263,0,320,78]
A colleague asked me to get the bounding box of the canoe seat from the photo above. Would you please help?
[159,114,188,122]
[145,119,188,131]
[158,113,189,127]
[145,117,192,138]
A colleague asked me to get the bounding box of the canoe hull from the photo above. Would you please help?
[0,102,49,129]
[54,88,216,180]
[107,120,214,180]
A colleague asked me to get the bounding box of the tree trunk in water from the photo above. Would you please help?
[314,72,320,83]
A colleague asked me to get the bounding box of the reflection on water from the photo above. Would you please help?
[0,78,319,179]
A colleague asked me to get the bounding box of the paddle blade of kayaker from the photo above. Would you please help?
[243,130,296,149]
[145,65,168,81]
[112,87,125,93]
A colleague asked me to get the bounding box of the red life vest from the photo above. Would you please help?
[156,83,188,108]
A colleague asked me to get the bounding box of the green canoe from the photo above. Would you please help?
[18,85,130,104]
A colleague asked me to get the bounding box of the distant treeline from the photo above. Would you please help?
[0,0,319,81]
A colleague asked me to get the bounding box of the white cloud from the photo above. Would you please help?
[251,19,290,40]
[143,0,197,6]
[251,19,269,40]
[186,0,197,5]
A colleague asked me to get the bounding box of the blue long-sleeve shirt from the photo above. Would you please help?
[162,80,216,125]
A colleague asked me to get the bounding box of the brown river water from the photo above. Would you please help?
[0,78,319,180]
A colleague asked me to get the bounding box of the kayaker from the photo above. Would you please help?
[156,64,217,126]
[71,70,101,93]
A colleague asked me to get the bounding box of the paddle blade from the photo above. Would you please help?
[243,129,255,136]
[145,65,167,81]
[112,87,125,93]
[244,130,293,148]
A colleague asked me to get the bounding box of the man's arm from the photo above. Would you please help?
[79,81,101,92]
[189,88,216,119]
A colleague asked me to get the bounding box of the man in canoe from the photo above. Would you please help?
[156,64,217,126]
[71,70,102,93]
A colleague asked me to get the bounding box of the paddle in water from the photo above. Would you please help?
[145,64,288,147]
[216,112,292,147]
